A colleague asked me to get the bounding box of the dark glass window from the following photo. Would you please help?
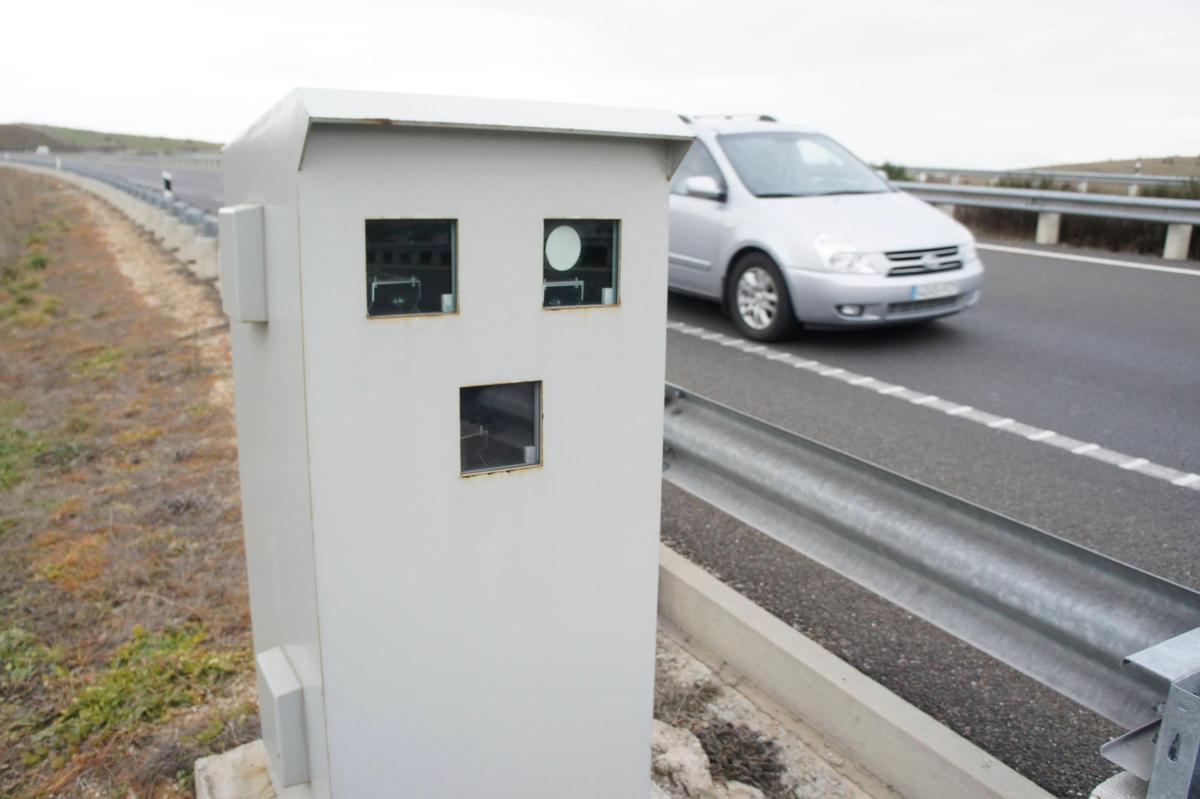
[543,220,618,308]
[365,219,456,317]
[460,382,541,475]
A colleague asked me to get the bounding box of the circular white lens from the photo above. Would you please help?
[545,225,582,272]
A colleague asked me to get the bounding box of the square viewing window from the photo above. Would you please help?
[460,382,541,475]
[543,220,619,308]
[366,219,456,317]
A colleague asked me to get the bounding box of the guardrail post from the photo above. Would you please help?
[934,203,957,218]
[1164,224,1193,261]
[1128,184,1140,197]
[1077,181,1088,193]
[1036,213,1062,245]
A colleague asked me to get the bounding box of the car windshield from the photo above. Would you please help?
[717,132,890,198]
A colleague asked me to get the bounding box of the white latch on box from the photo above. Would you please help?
[219,204,267,323]
[255,647,308,789]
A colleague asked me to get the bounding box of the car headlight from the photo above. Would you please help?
[960,240,977,262]
[812,234,881,275]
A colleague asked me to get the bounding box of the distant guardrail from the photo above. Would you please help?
[895,180,1198,260]
[905,165,1195,191]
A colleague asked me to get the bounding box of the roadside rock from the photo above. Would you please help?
[653,719,716,796]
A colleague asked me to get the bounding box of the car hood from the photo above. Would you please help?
[752,190,970,253]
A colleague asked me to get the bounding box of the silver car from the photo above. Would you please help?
[668,115,984,340]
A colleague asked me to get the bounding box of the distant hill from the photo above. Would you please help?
[1038,155,1200,179]
[0,123,221,154]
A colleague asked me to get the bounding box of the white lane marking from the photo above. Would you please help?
[668,320,1198,491]
[977,243,1200,278]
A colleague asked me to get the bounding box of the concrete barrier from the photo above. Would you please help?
[658,545,1053,799]
[0,162,220,285]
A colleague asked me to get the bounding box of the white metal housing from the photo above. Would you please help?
[222,88,691,798]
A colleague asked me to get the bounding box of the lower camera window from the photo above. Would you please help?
[543,220,619,308]
[365,219,456,317]
[460,382,541,475]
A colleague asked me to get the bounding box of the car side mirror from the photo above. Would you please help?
[684,175,726,201]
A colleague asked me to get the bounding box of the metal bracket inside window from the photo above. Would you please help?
[543,278,585,307]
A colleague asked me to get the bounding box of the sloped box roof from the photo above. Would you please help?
[225,87,695,173]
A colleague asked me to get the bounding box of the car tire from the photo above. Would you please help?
[728,253,797,341]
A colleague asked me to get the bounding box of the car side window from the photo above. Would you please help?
[670,142,726,196]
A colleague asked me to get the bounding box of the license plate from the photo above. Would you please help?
[912,282,959,300]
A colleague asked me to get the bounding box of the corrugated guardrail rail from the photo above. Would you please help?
[661,385,1200,734]
[894,181,1200,226]
[903,165,1195,188]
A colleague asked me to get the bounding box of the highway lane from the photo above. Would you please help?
[665,245,1200,589]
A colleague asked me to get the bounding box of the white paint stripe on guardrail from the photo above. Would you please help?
[665,320,1200,492]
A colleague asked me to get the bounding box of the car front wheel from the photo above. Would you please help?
[728,253,797,341]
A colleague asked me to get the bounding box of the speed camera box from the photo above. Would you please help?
[220,88,692,798]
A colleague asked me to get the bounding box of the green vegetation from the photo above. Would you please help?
[878,161,910,181]
[43,626,245,751]
[0,403,89,488]
[1142,178,1200,200]
[0,626,62,687]
[72,347,125,375]
[12,626,249,769]
[2,223,52,322]
[0,408,38,490]
[23,253,48,271]
[0,123,220,154]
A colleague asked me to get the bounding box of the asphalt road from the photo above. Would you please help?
[16,154,1199,794]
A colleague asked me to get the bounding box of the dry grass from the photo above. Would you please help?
[0,169,254,799]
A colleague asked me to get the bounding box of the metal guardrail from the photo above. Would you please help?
[661,385,1200,790]
[894,181,1200,226]
[895,180,1198,259]
[905,165,1195,188]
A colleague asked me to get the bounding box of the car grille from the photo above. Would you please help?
[887,296,960,314]
[885,245,962,276]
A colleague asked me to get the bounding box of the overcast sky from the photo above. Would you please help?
[3,0,1196,168]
